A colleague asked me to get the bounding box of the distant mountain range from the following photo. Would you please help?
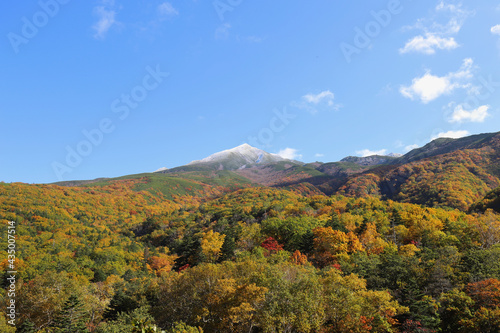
[157,143,403,172]
[54,131,500,212]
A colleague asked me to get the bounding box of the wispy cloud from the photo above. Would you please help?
[158,2,179,18]
[92,1,118,40]
[400,33,458,54]
[356,149,387,157]
[276,148,303,160]
[400,58,475,103]
[431,130,469,140]
[405,144,420,152]
[449,104,490,123]
[400,1,472,55]
[292,90,341,114]
[434,1,471,34]
[303,90,335,105]
[315,153,325,158]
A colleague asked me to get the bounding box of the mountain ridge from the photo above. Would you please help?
[53,131,500,211]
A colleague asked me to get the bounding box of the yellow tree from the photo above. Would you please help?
[312,227,363,267]
[472,210,500,249]
[321,269,408,332]
[200,230,226,263]
[359,223,389,255]
[154,262,267,332]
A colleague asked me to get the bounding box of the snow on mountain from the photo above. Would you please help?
[187,143,289,170]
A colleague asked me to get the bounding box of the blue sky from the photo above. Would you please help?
[1,0,499,183]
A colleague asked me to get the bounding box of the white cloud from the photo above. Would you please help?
[92,6,117,39]
[435,2,472,34]
[303,90,335,105]
[292,90,341,114]
[315,153,325,158]
[449,104,490,123]
[491,25,500,36]
[158,2,179,17]
[215,23,231,40]
[401,2,472,55]
[277,148,303,160]
[356,149,387,157]
[400,58,475,103]
[399,33,458,54]
[435,2,471,33]
[400,72,454,103]
[431,130,469,140]
[449,57,474,80]
[404,144,420,152]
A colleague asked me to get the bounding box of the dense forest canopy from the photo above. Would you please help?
[1,174,500,332]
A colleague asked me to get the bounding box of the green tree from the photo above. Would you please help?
[17,319,36,333]
[17,271,87,330]
[52,294,88,332]
[103,289,140,321]
[96,307,157,333]
[439,289,474,333]
[256,264,325,333]
[169,322,203,333]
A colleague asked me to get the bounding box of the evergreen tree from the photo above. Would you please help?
[52,295,88,333]
[103,289,139,320]
[17,319,36,333]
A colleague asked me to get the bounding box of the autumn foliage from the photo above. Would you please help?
[1,181,500,332]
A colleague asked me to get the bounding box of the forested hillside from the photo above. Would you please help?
[2,178,500,332]
[307,132,500,211]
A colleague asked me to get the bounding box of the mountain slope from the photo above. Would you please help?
[167,144,294,172]
[335,132,500,210]
[55,171,254,202]
[398,132,499,164]
[340,155,400,167]
[470,186,500,213]
[54,131,500,211]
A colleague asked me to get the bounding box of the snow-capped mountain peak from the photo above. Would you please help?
[187,143,288,170]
